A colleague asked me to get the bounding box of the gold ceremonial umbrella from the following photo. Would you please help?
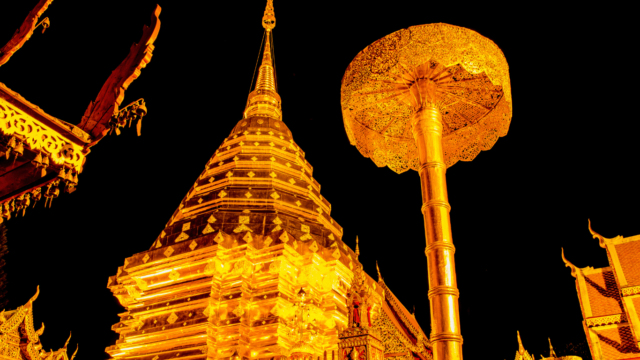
[340,23,512,360]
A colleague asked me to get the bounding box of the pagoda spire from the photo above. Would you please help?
[547,338,557,358]
[355,236,360,260]
[244,0,282,120]
[517,331,525,354]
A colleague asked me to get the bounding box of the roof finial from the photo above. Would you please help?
[26,285,40,308]
[355,236,360,260]
[262,0,276,31]
[70,344,79,360]
[376,261,384,284]
[548,338,557,358]
[561,248,578,278]
[589,219,613,248]
[36,322,45,336]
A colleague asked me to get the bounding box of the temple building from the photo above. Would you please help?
[563,221,640,359]
[0,0,160,222]
[0,287,78,360]
[105,2,432,360]
[1,1,163,359]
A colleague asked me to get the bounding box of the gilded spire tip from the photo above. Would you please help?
[548,338,557,357]
[355,236,360,259]
[262,0,275,31]
[244,0,281,120]
[517,331,525,354]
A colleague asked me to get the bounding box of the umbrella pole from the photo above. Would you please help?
[411,106,463,360]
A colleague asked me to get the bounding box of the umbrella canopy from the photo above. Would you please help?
[341,23,512,173]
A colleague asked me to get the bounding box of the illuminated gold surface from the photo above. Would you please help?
[0,98,86,172]
[341,24,512,360]
[410,106,460,360]
[0,287,78,360]
[341,23,511,173]
[105,3,433,360]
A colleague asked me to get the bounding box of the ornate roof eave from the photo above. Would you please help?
[0,3,161,223]
[0,287,78,360]
[0,83,90,145]
[377,263,429,346]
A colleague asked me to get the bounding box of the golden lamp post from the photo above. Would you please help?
[340,24,512,360]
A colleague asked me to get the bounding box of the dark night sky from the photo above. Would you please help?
[0,1,637,359]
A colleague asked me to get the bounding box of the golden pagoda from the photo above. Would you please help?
[563,221,640,360]
[105,2,432,360]
[0,0,160,221]
[0,287,78,360]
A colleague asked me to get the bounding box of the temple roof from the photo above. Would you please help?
[0,2,160,223]
[0,82,90,145]
[563,222,640,359]
[0,287,78,360]
[375,264,431,359]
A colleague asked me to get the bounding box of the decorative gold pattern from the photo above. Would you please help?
[621,286,640,296]
[0,100,85,171]
[585,314,627,327]
[163,246,174,257]
[341,23,511,173]
[0,287,79,360]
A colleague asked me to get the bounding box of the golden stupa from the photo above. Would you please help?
[105,2,432,360]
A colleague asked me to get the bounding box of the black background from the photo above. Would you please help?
[0,1,637,359]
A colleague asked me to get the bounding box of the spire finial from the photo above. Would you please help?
[262,0,275,31]
[244,0,281,120]
[517,331,525,354]
[548,338,557,358]
[355,236,360,260]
